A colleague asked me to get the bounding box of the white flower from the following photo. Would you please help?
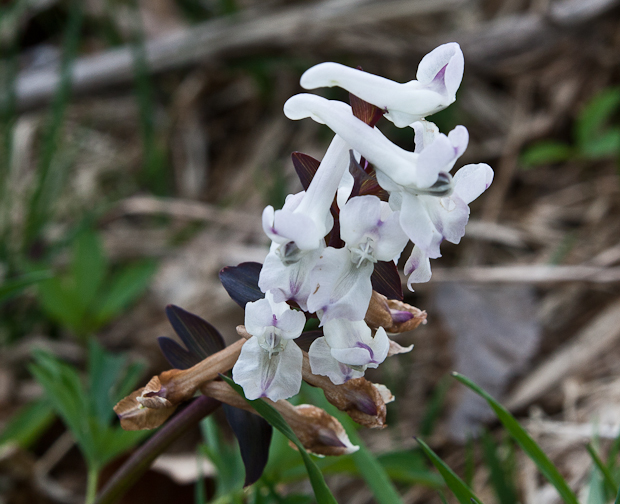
[232,292,306,401]
[308,319,389,385]
[262,135,349,251]
[300,42,464,127]
[402,162,494,284]
[306,195,408,323]
[258,245,323,311]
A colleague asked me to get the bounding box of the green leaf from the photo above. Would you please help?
[29,350,96,465]
[415,437,482,504]
[95,261,156,324]
[0,270,52,303]
[87,338,144,424]
[520,141,573,168]
[38,277,87,333]
[587,443,618,496]
[221,375,338,504]
[576,87,620,153]
[0,399,55,449]
[71,230,106,312]
[452,373,579,504]
[481,431,518,504]
[29,347,146,472]
[580,129,620,159]
[615,484,620,504]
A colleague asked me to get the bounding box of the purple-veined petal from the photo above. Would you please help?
[263,207,322,250]
[424,194,470,246]
[416,42,464,101]
[308,336,364,385]
[232,337,303,401]
[322,320,389,367]
[399,193,443,259]
[452,163,494,204]
[340,195,408,263]
[258,247,323,311]
[404,246,433,287]
[306,247,374,324]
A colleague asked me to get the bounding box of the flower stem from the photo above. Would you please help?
[85,467,99,504]
[96,396,220,504]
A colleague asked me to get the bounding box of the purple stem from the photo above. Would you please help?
[95,396,221,504]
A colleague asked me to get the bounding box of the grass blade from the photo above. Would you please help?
[481,431,518,504]
[452,373,579,504]
[221,375,337,504]
[587,443,618,496]
[415,437,482,504]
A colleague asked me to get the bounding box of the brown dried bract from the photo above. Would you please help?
[301,354,389,428]
[366,291,427,333]
[114,388,178,430]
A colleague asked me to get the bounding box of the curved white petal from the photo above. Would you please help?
[452,163,494,204]
[306,247,374,324]
[232,337,303,401]
[340,195,408,263]
[285,94,430,188]
[299,43,464,127]
[399,193,443,259]
[425,194,470,246]
[404,246,433,287]
[264,208,321,250]
[258,247,323,311]
[308,336,364,385]
[416,42,464,101]
[323,320,389,367]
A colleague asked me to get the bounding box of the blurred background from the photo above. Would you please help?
[1,0,620,502]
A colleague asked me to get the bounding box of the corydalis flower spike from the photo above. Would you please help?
[300,43,463,127]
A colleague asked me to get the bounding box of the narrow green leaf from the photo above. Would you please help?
[576,87,620,151]
[415,437,482,504]
[95,261,156,323]
[72,230,106,311]
[452,373,579,504]
[481,431,518,504]
[221,375,337,504]
[587,443,618,496]
[615,484,620,504]
[520,141,573,168]
[0,270,52,303]
[0,399,55,449]
[38,277,86,332]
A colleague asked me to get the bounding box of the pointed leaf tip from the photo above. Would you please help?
[223,404,273,487]
[164,305,225,362]
[291,152,321,191]
[371,261,403,301]
[219,262,264,308]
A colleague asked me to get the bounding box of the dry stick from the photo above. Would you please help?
[422,265,620,284]
[505,298,620,411]
[14,0,464,110]
[104,195,262,235]
[15,0,620,110]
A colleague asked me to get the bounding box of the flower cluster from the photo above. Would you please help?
[232,42,494,402]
